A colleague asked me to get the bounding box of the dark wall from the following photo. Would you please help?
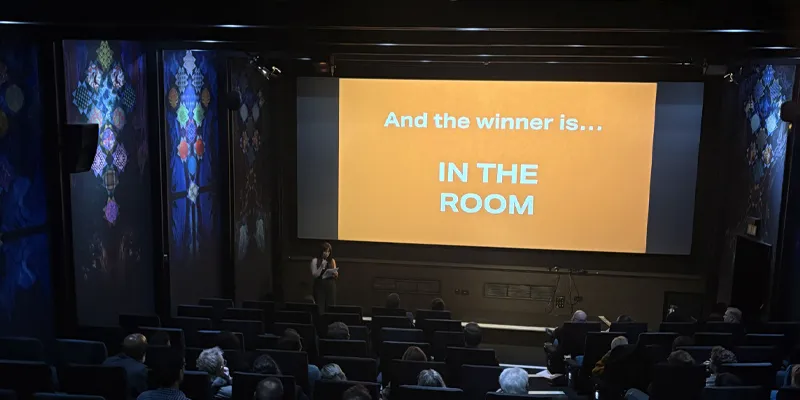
[0,41,54,338]
[716,65,797,303]
[163,50,223,311]
[273,70,729,325]
[230,58,273,303]
[63,40,155,326]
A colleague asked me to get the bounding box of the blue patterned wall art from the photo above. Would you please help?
[63,40,154,325]
[164,50,221,305]
[0,41,54,338]
[230,58,272,301]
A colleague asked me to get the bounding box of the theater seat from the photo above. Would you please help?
[318,339,368,358]
[702,386,769,400]
[0,337,45,361]
[719,363,775,388]
[388,360,447,388]
[393,385,463,400]
[313,380,380,400]
[327,305,362,317]
[649,363,706,400]
[432,331,465,361]
[609,322,648,344]
[232,372,296,400]
[0,390,14,400]
[380,342,431,374]
[180,371,211,400]
[119,314,161,333]
[382,328,425,343]
[0,361,54,397]
[460,365,504,400]
[260,350,310,391]
[177,305,214,319]
[33,395,104,400]
[319,356,378,383]
[55,339,108,366]
[487,393,567,399]
[59,364,127,400]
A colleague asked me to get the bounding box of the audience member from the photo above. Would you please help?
[616,315,634,323]
[386,293,401,309]
[216,331,242,351]
[666,350,695,366]
[545,310,587,373]
[321,363,347,381]
[104,333,149,400]
[277,329,321,393]
[707,347,737,387]
[714,372,742,387]
[255,377,284,400]
[327,322,350,340]
[149,331,171,347]
[464,322,483,348]
[402,346,428,361]
[592,336,629,376]
[137,349,187,400]
[430,298,446,311]
[342,384,372,400]
[417,369,446,388]
[724,307,743,324]
[498,367,528,395]
[196,347,233,399]
[252,355,309,400]
[672,335,695,351]
[792,364,800,387]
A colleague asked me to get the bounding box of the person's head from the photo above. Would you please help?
[430,298,446,311]
[196,347,226,377]
[342,384,372,400]
[464,322,482,348]
[122,333,148,362]
[672,335,695,351]
[327,322,350,340]
[615,315,633,323]
[401,346,427,362]
[321,363,347,381]
[610,336,628,350]
[216,331,242,351]
[255,377,284,400]
[666,350,695,366]
[148,331,171,347]
[571,310,587,322]
[417,369,446,388]
[709,346,737,373]
[714,373,742,387]
[252,354,282,375]
[386,293,401,309]
[498,367,528,395]
[724,307,742,323]
[151,348,185,389]
[320,242,332,260]
[277,328,303,351]
[791,364,800,387]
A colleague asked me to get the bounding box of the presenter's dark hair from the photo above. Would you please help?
[319,242,333,260]
[430,298,446,311]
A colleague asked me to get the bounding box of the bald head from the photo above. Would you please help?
[572,310,587,322]
[122,333,148,361]
[255,377,284,400]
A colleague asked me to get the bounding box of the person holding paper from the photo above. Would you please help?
[311,242,338,312]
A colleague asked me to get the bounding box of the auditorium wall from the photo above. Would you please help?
[716,65,797,303]
[0,41,54,338]
[274,72,729,326]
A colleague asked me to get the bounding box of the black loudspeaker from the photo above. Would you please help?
[730,235,772,324]
[781,101,799,123]
[62,124,98,173]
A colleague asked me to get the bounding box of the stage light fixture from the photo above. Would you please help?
[248,54,282,80]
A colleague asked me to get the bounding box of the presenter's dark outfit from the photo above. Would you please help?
[311,258,336,312]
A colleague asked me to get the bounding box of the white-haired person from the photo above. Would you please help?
[724,307,743,324]
[592,336,629,377]
[545,310,588,373]
[498,367,528,395]
[196,347,233,399]
[417,369,446,388]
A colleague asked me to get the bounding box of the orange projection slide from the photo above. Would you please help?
[337,79,658,253]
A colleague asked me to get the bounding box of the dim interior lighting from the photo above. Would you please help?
[420,60,432,63]
[297,57,312,61]
[378,43,397,47]
[248,54,281,80]
[216,24,254,29]
[456,28,489,32]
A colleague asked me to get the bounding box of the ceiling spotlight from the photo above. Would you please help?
[248,54,282,80]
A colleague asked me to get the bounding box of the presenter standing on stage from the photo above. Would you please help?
[311,242,338,312]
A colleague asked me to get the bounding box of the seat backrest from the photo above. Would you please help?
[558,322,601,356]
[195,330,244,351]
[0,360,54,395]
[659,322,697,337]
[486,393,567,399]
[459,364,504,400]
[649,363,706,400]
[694,332,735,348]
[119,314,161,333]
[371,316,413,348]
[609,322,648,343]
[318,339,368,358]
[167,317,213,346]
[74,326,125,356]
[320,312,363,328]
[744,333,784,347]
[180,370,212,400]
[381,341,432,373]
[719,363,775,388]
[283,302,318,318]
[254,334,280,350]
[33,395,105,400]
[232,372,296,400]
[177,305,214,319]
[348,326,369,342]
[372,307,408,317]
[185,347,203,370]
[0,337,45,361]
[382,328,425,344]
[582,332,625,373]
[638,332,678,349]
[144,345,174,369]
[701,386,769,400]
[703,322,745,336]
[0,389,15,400]
[139,326,185,349]
[734,345,780,364]
[272,322,318,360]
[312,380,380,400]
[262,349,310,390]
[198,298,234,309]
[327,305,363,317]
[415,310,452,322]
[394,385,463,400]
[319,356,378,383]
[389,360,447,387]
[220,319,264,350]
[432,331,465,361]
[55,339,108,366]
[224,308,264,323]
[676,346,714,364]
[59,364,127,400]
[241,301,276,326]
[777,387,800,400]
[275,311,312,325]
[446,347,497,387]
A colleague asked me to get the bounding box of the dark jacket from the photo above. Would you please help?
[103,354,148,400]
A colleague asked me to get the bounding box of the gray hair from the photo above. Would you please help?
[196,346,225,375]
[572,310,587,322]
[611,336,628,350]
[499,367,528,395]
[417,369,446,388]
[724,307,742,323]
[321,363,347,381]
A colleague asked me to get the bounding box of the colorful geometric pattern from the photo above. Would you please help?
[164,50,219,264]
[0,41,53,338]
